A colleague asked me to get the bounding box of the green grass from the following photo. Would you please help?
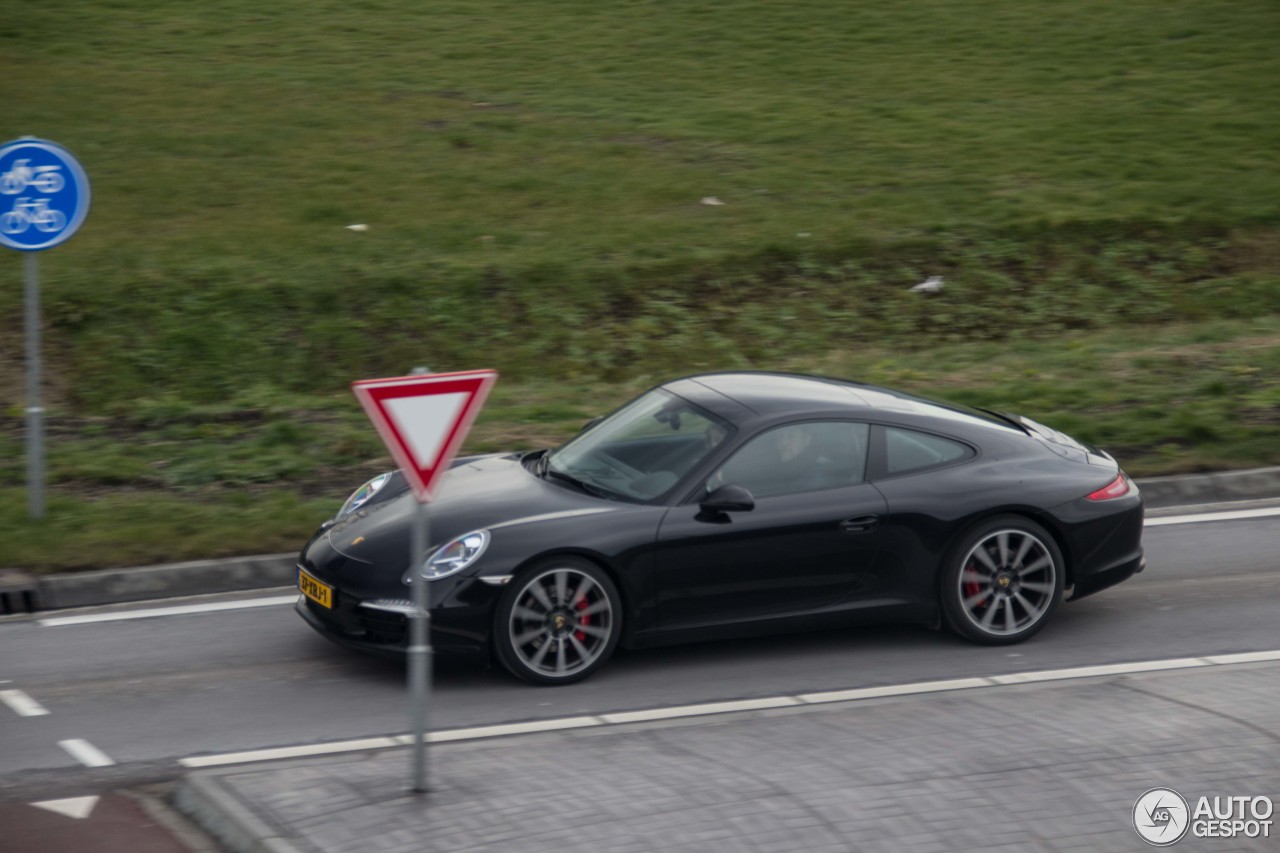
[0,1,1277,570]
[3,316,1278,572]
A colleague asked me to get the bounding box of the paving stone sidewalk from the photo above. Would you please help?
[177,663,1280,853]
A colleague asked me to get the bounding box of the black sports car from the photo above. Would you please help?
[296,372,1144,685]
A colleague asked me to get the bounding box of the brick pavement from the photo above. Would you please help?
[178,662,1280,853]
[0,789,217,853]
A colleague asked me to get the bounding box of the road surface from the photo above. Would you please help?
[2,508,1277,802]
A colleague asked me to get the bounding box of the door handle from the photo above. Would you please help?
[840,515,880,534]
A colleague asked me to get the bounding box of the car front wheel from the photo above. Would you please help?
[494,558,621,685]
[941,516,1064,644]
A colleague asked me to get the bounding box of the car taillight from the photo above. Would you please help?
[1086,473,1132,501]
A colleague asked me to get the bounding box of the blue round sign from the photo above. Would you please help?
[0,137,91,252]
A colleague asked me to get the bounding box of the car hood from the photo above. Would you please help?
[322,453,622,567]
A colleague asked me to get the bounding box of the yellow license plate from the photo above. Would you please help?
[298,568,333,609]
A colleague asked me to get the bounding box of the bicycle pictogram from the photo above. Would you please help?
[1,159,65,195]
[1,197,67,235]
[0,137,89,251]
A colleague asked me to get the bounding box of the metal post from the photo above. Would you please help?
[408,498,433,792]
[24,252,44,519]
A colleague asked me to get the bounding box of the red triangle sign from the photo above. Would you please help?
[352,370,498,502]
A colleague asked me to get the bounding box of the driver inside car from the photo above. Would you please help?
[710,424,829,497]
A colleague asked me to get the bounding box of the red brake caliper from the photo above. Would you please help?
[963,559,983,608]
[575,597,590,642]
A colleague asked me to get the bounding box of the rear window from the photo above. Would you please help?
[885,427,972,475]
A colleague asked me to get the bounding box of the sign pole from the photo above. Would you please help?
[409,498,433,793]
[2,136,92,519]
[350,369,497,795]
[24,252,44,519]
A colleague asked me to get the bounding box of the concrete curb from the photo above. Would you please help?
[1135,465,1280,508]
[35,554,298,611]
[173,773,307,853]
[19,465,1280,613]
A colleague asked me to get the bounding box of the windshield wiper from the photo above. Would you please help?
[544,467,617,500]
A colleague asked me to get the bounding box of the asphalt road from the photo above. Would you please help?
[2,510,1277,800]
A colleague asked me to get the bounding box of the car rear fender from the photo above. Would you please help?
[937,508,1077,593]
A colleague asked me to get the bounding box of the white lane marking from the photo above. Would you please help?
[176,649,1280,769]
[987,657,1210,684]
[420,716,602,743]
[1204,650,1280,665]
[0,689,50,717]
[1146,507,1280,527]
[38,595,298,627]
[179,737,399,768]
[797,677,992,704]
[599,696,800,724]
[58,739,115,767]
[180,722,603,767]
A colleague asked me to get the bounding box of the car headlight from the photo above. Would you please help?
[404,530,491,582]
[338,473,392,517]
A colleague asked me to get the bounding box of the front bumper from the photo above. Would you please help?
[294,566,503,656]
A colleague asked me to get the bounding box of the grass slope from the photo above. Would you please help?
[0,1,1277,569]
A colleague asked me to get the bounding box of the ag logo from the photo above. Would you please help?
[1134,788,1190,846]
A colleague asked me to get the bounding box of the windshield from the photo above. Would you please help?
[546,389,732,501]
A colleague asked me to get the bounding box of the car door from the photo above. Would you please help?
[654,421,887,629]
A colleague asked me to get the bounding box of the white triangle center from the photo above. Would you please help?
[384,392,470,472]
[32,795,100,819]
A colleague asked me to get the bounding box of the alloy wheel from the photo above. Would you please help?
[507,566,616,680]
[957,529,1058,637]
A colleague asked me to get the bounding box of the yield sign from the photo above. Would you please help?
[352,370,497,502]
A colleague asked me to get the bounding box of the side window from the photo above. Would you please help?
[884,427,971,475]
[711,422,869,498]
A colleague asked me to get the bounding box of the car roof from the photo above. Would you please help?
[665,371,1019,434]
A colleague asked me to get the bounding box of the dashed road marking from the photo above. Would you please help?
[0,689,50,717]
[177,648,1280,769]
[58,739,115,767]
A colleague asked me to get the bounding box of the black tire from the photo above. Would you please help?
[493,557,622,685]
[941,515,1065,645]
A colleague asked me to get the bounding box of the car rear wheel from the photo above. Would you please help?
[941,516,1064,644]
[494,558,621,685]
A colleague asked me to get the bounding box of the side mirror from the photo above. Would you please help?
[700,483,755,514]
[579,416,604,433]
